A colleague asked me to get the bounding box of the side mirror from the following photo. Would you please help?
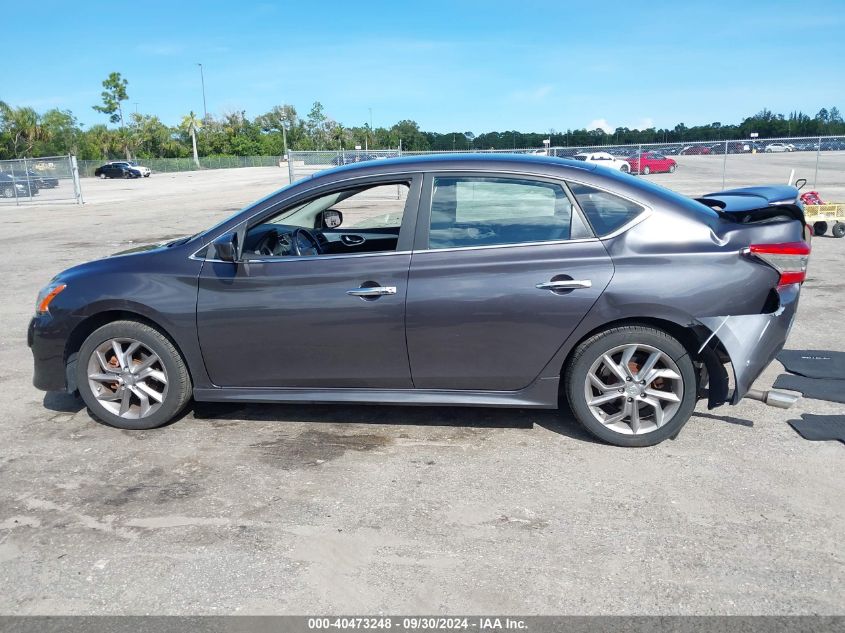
[315,209,343,229]
[212,232,238,262]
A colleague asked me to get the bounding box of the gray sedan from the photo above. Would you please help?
[29,154,809,446]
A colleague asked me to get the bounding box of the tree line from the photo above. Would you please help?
[1,72,844,161]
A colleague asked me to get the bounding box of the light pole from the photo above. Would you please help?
[196,63,208,120]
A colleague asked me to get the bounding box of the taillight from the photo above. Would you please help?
[744,241,811,287]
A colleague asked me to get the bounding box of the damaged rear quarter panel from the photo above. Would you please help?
[697,284,800,403]
[541,209,799,405]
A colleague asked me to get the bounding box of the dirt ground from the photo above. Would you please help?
[0,162,842,614]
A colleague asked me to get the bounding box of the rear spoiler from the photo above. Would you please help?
[696,185,805,225]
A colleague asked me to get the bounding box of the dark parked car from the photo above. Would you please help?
[30,154,809,446]
[819,139,845,151]
[330,152,378,166]
[94,162,143,179]
[23,168,59,189]
[0,172,38,197]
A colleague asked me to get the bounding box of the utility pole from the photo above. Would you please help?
[197,63,208,120]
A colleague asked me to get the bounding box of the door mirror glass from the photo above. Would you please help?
[315,208,343,229]
[212,232,238,262]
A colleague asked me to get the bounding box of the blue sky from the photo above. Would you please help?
[5,0,845,132]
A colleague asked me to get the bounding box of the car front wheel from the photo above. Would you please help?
[564,325,697,447]
[76,320,192,430]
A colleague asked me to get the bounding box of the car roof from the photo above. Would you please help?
[314,152,598,180]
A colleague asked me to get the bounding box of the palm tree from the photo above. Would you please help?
[3,106,42,157]
[181,111,202,167]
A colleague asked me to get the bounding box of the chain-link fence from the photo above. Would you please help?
[0,155,82,206]
[288,136,845,201]
[76,155,285,178]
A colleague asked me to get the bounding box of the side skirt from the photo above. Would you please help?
[194,376,560,409]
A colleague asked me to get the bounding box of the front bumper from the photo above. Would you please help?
[697,283,800,404]
[29,315,71,392]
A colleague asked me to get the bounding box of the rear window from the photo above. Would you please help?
[568,183,645,236]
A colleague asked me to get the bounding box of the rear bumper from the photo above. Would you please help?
[697,284,800,404]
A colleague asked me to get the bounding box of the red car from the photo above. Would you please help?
[626,152,677,175]
[678,145,711,155]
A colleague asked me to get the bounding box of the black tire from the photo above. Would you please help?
[564,325,697,447]
[813,221,828,236]
[643,166,651,175]
[76,320,192,430]
[98,172,106,179]
[833,223,845,239]
[620,164,630,173]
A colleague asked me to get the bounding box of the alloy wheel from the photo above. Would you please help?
[86,338,169,419]
[583,343,684,435]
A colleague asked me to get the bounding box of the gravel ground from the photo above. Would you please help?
[0,163,842,615]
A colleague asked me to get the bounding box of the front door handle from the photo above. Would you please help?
[347,286,397,297]
[536,279,592,291]
[341,234,365,246]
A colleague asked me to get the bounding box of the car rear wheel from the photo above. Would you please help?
[813,221,828,236]
[2,185,14,198]
[99,172,106,179]
[833,222,845,239]
[76,320,192,430]
[643,166,651,175]
[564,325,697,447]
[668,164,676,173]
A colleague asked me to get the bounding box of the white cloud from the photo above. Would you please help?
[587,118,613,134]
[632,117,654,130]
[586,117,656,133]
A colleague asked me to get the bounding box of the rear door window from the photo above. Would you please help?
[427,176,572,249]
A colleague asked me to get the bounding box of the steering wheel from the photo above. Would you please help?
[291,228,322,257]
[255,229,285,257]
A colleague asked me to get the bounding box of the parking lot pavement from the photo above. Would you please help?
[0,166,843,615]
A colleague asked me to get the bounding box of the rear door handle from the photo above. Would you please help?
[346,286,397,297]
[536,280,592,290]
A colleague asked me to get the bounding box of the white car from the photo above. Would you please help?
[573,151,631,172]
[764,143,794,153]
[107,161,151,177]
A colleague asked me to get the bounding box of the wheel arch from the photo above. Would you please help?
[64,310,194,391]
[558,315,731,407]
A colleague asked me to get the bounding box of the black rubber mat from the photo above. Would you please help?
[777,349,845,380]
[773,374,845,404]
[788,414,845,444]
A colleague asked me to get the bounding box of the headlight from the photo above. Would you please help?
[35,281,67,315]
